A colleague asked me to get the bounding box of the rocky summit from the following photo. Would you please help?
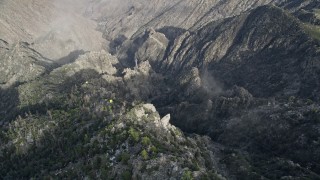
[1,0,320,179]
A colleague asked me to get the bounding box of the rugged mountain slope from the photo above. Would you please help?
[92,0,280,51]
[0,50,227,179]
[129,5,320,100]
[114,3,320,178]
[1,0,320,179]
[0,0,106,60]
[0,41,55,87]
[1,103,225,179]
[278,0,320,25]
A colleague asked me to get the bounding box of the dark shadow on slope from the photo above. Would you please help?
[0,39,9,52]
[0,50,89,125]
[0,68,100,125]
[0,66,169,178]
[116,34,147,68]
[155,83,320,178]
[0,69,128,178]
[1,65,320,179]
[156,26,188,71]
[109,35,127,55]
[157,26,187,41]
[0,85,20,125]
[205,5,320,100]
[0,68,118,125]
[55,49,86,66]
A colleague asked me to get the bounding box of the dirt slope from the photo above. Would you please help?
[0,0,106,60]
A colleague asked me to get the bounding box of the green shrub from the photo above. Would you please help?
[288,96,295,102]
[142,136,151,146]
[306,99,313,105]
[150,146,158,154]
[182,170,193,180]
[121,170,132,180]
[93,156,102,169]
[303,24,320,40]
[120,152,131,165]
[101,168,109,179]
[141,149,148,160]
[128,127,140,142]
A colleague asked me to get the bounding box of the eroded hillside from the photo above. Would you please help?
[0,0,106,60]
[1,0,320,179]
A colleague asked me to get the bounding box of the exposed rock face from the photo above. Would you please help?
[135,28,169,67]
[160,114,171,128]
[51,50,118,77]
